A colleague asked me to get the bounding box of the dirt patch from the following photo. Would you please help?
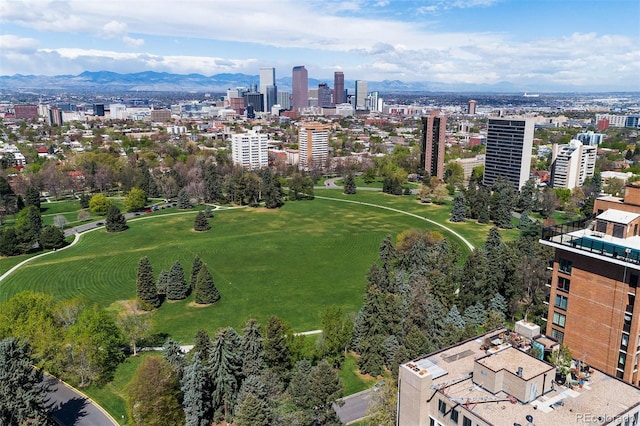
[188,301,214,308]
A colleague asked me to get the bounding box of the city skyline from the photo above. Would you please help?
[0,0,639,92]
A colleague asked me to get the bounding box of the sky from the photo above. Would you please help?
[1,0,639,91]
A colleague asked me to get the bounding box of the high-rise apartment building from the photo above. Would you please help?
[292,66,308,111]
[231,130,269,170]
[540,183,640,386]
[576,130,605,146]
[420,110,447,180]
[483,117,534,190]
[333,72,345,105]
[259,67,276,112]
[298,122,330,171]
[468,99,477,115]
[550,140,596,189]
[13,104,39,120]
[354,80,367,111]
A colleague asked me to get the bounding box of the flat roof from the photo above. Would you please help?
[404,329,640,426]
[597,209,640,224]
[476,347,553,381]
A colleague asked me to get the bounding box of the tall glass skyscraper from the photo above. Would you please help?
[259,67,276,112]
[292,66,308,112]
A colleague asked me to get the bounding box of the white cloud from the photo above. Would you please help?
[0,34,39,53]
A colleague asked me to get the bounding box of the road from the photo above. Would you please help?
[334,389,373,424]
[45,375,119,426]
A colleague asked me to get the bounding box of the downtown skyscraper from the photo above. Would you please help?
[259,67,277,112]
[420,110,446,180]
[333,71,345,105]
[292,66,308,112]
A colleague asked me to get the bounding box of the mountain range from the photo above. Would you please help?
[0,71,530,93]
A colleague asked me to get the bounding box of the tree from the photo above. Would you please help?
[450,192,466,222]
[320,306,354,367]
[490,177,515,228]
[193,211,210,232]
[365,379,397,426]
[167,261,188,301]
[209,327,243,421]
[65,305,125,386]
[136,257,160,309]
[190,256,203,292]
[124,187,147,212]
[126,356,184,426]
[194,265,220,304]
[516,179,537,212]
[309,360,344,425]
[0,338,51,425]
[263,316,291,377]
[431,183,448,204]
[24,186,41,210]
[105,204,127,232]
[0,228,19,256]
[156,269,170,295]
[177,188,192,209]
[79,193,91,209]
[444,305,465,329]
[241,319,265,378]
[117,309,153,356]
[343,173,357,195]
[53,214,68,228]
[40,225,65,249]
[264,179,284,209]
[14,206,42,252]
[234,393,270,426]
[163,338,185,379]
[89,193,112,215]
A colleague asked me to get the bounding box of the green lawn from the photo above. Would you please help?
[339,353,379,395]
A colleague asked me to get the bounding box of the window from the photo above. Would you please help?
[630,274,639,289]
[622,334,629,349]
[553,312,566,327]
[551,328,564,342]
[596,220,607,233]
[555,294,568,310]
[558,277,570,293]
[614,223,625,238]
[619,353,627,369]
[438,399,447,414]
[463,416,472,426]
[559,258,572,274]
[451,409,459,423]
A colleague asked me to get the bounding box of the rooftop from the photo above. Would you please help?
[402,329,640,426]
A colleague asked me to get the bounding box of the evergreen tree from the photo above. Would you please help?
[241,319,265,378]
[343,173,357,194]
[193,211,210,231]
[355,286,386,376]
[263,316,291,377]
[463,301,487,328]
[0,338,51,425]
[167,261,188,300]
[378,235,397,273]
[488,292,508,318]
[264,179,284,209]
[181,355,212,426]
[483,227,506,303]
[105,204,127,232]
[287,359,314,419]
[194,265,220,304]
[177,188,192,209]
[79,193,90,209]
[489,177,515,228]
[156,269,170,295]
[383,335,400,369]
[0,228,19,256]
[163,338,185,379]
[40,225,65,249]
[136,256,160,308]
[24,186,41,210]
[234,393,270,426]
[309,360,344,425]
[203,164,225,203]
[450,192,466,222]
[444,305,465,329]
[190,256,203,292]
[191,330,213,364]
[518,210,533,230]
[209,327,243,421]
[14,206,42,251]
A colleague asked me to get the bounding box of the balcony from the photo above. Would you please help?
[541,216,640,265]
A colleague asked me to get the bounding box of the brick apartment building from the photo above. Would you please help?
[541,183,640,386]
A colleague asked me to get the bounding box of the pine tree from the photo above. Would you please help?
[156,269,170,295]
[343,173,357,194]
[264,179,284,209]
[488,292,508,318]
[450,192,466,222]
[181,355,212,426]
[518,210,533,230]
[163,338,185,379]
[463,301,487,328]
[190,256,203,292]
[191,330,213,364]
[0,338,51,425]
[24,186,41,210]
[40,225,65,249]
[167,261,188,300]
[177,188,192,209]
[193,211,210,231]
[136,256,160,308]
[309,360,344,425]
[209,327,243,420]
[263,316,291,377]
[194,265,220,304]
[241,319,265,378]
[105,204,127,232]
[489,177,515,228]
[235,393,270,426]
[444,305,465,329]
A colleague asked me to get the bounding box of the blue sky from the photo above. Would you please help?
[1,0,639,90]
